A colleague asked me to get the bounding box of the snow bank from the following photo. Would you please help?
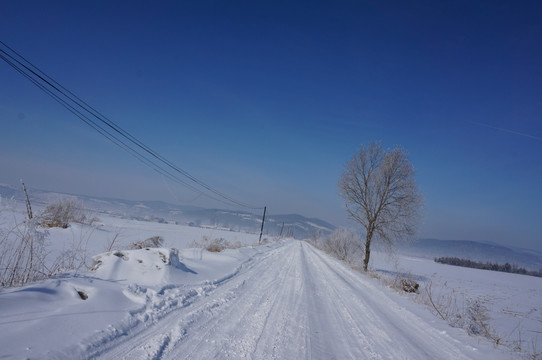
[0,276,139,358]
[0,235,281,359]
[91,248,186,286]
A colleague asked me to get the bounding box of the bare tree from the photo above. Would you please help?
[339,142,423,271]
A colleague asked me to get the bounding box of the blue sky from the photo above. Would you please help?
[1,1,541,251]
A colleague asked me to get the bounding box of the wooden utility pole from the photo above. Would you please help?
[258,206,266,244]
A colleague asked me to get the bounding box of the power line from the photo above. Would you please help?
[0,41,263,210]
[0,44,260,209]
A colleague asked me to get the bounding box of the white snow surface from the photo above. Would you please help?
[371,252,542,358]
[0,209,529,359]
[0,246,507,358]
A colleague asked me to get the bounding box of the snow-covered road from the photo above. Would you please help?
[69,240,502,360]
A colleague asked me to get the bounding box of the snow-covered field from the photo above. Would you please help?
[371,252,542,359]
[1,203,540,359]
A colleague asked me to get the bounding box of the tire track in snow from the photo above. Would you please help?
[299,242,379,359]
[60,240,501,359]
[168,240,308,359]
[53,244,283,359]
[301,243,485,359]
[85,243,295,359]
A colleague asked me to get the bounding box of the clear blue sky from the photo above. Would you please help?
[1,1,541,251]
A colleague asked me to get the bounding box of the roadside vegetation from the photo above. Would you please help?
[1,198,93,288]
[190,236,242,252]
[40,199,89,228]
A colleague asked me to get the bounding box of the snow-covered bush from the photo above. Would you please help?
[321,228,362,264]
[190,236,241,252]
[40,199,87,228]
[129,235,164,249]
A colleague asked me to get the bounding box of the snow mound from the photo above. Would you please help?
[92,248,189,286]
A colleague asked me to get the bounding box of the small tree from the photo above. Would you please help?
[339,142,423,271]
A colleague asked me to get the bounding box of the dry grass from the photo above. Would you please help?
[129,236,164,250]
[0,219,48,287]
[40,199,87,228]
[190,236,241,252]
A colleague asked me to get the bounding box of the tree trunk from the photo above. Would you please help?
[363,235,372,271]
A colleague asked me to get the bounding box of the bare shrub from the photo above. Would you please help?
[190,236,241,252]
[465,299,500,344]
[0,219,49,287]
[1,206,97,288]
[207,240,225,252]
[129,235,164,249]
[424,281,463,326]
[105,233,120,252]
[322,228,362,264]
[423,281,501,345]
[40,199,87,228]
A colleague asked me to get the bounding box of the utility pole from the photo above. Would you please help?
[258,206,266,244]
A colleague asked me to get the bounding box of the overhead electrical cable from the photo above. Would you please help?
[0,41,263,210]
[0,51,239,208]
[1,46,259,210]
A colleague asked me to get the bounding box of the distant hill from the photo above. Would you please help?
[5,184,539,267]
[396,238,542,271]
[0,184,335,239]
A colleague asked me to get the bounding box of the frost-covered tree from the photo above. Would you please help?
[339,142,423,271]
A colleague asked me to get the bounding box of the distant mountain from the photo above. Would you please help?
[396,238,542,271]
[0,184,335,239]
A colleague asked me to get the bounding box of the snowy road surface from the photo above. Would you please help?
[61,241,501,359]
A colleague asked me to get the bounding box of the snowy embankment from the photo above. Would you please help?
[0,240,275,359]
